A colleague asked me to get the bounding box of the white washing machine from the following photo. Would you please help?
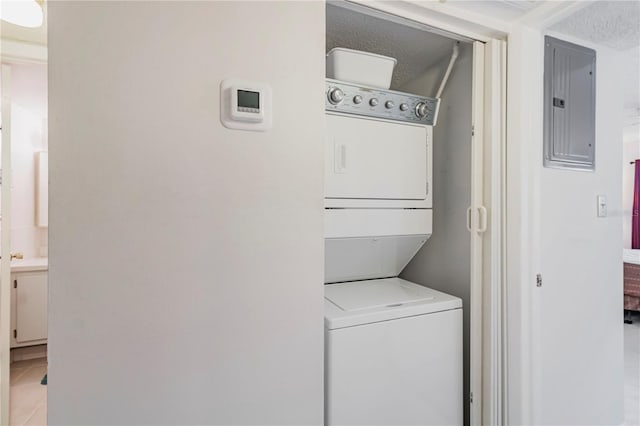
[324,277,463,426]
[323,79,462,425]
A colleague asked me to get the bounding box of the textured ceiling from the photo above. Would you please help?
[326,2,463,90]
[550,1,640,114]
[550,1,640,50]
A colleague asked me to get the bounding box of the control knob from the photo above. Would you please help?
[415,102,429,118]
[353,95,363,104]
[385,101,395,109]
[400,103,409,111]
[328,88,344,104]
[369,98,379,107]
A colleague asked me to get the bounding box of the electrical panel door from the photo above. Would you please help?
[544,36,596,170]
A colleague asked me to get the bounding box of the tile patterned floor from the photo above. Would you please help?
[10,358,47,426]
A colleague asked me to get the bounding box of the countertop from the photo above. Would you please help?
[9,258,48,272]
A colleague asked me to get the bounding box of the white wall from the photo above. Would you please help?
[7,63,48,259]
[538,36,624,425]
[507,28,624,425]
[400,42,473,426]
[47,2,325,425]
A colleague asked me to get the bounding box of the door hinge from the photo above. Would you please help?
[536,273,542,287]
[470,392,474,403]
[13,329,17,339]
[471,125,475,136]
[13,279,17,288]
[553,97,565,109]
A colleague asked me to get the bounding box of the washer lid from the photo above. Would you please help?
[324,277,462,330]
[326,278,434,311]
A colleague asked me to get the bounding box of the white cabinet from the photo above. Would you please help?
[11,271,48,347]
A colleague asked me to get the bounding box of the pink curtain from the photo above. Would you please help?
[633,160,640,249]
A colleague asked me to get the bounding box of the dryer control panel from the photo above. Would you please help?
[325,79,440,125]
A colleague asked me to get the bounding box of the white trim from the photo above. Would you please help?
[0,63,13,426]
[404,0,512,36]
[505,26,545,426]
[0,39,47,64]
[470,40,485,426]
[499,39,508,426]
[527,29,544,426]
[348,0,507,42]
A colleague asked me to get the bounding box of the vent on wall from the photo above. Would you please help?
[544,36,596,171]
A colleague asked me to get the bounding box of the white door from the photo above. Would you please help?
[480,38,508,426]
[0,63,12,426]
[469,40,486,426]
[325,113,429,201]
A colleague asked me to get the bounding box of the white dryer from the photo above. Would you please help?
[323,79,462,425]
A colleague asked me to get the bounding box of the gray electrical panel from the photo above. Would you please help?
[544,36,596,171]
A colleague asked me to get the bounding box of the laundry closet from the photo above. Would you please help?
[324,2,485,425]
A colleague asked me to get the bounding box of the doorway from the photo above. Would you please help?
[325,2,506,424]
[1,57,49,426]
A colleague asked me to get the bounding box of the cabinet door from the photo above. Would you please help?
[326,114,428,200]
[15,272,48,343]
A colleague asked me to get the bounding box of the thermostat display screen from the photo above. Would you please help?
[237,90,260,109]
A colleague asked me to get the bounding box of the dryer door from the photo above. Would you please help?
[326,113,428,201]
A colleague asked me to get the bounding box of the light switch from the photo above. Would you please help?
[597,195,607,217]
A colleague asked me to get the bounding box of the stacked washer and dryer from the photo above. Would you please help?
[324,49,463,426]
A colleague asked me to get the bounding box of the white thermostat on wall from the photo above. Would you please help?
[221,79,272,131]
